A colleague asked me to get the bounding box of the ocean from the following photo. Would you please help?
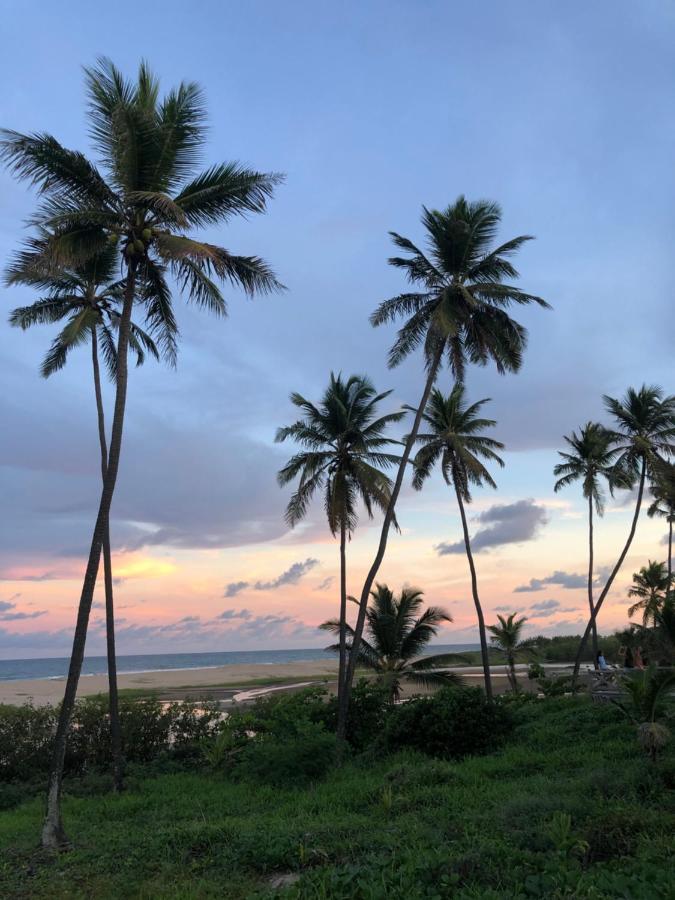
[0,645,480,682]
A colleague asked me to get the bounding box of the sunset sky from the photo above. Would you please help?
[1,1,673,658]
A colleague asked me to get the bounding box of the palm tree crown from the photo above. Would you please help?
[370,197,549,377]
[321,585,465,701]
[0,57,283,353]
[604,385,675,481]
[648,462,675,523]
[275,373,404,534]
[628,561,672,626]
[487,613,533,691]
[409,384,504,500]
[553,422,625,514]
[7,237,161,377]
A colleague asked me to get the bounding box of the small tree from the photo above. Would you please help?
[614,667,675,761]
[321,584,466,702]
[487,613,533,692]
[627,560,672,627]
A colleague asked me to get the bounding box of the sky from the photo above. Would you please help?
[1,1,674,658]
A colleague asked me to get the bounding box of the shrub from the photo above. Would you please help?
[0,702,56,781]
[235,721,337,787]
[324,679,390,752]
[382,687,513,759]
[528,662,546,680]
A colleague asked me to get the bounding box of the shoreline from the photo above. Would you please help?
[0,660,577,707]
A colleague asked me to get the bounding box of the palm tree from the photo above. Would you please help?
[276,374,403,709]
[648,462,675,591]
[487,613,532,692]
[627,561,672,626]
[7,238,168,793]
[1,59,283,848]
[553,422,623,663]
[654,595,675,664]
[615,667,675,761]
[321,585,465,702]
[339,197,548,736]
[408,385,504,699]
[573,386,675,681]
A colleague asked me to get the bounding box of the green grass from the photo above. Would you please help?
[1,699,674,898]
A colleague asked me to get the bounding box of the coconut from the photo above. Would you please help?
[133,239,145,253]
[141,227,153,241]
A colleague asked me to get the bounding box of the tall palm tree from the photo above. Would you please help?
[573,386,675,681]
[321,585,465,702]
[408,385,504,699]
[7,237,168,793]
[276,374,403,708]
[553,422,623,662]
[1,58,283,848]
[487,613,532,693]
[627,561,672,626]
[339,197,548,736]
[648,461,675,591]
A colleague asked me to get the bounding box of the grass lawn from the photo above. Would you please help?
[1,698,673,898]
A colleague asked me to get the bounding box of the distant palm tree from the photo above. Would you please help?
[340,197,548,735]
[7,237,167,793]
[487,613,532,692]
[627,561,672,627]
[573,386,675,681]
[321,584,465,702]
[408,385,504,699]
[553,422,623,662]
[1,58,283,848]
[276,374,403,710]
[648,462,675,591]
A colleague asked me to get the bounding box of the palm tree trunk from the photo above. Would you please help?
[588,494,598,666]
[337,347,443,743]
[454,483,493,701]
[508,653,517,693]
[572,458,647,684]
[337,516,347,707]
[90,327,124,793]
[42,267,136,849]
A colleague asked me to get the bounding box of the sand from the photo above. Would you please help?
[0,660,340,706]
[0,659,565,706]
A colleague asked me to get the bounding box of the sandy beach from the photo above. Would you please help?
[0,660,571,706]
[0,660,341,706]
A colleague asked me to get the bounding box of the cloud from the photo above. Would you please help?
[0,571,59,582]
[218,608,252,621]
[514,570,587,592]
[254,558,319,591]
[494,605,524,612]
[530,599,560,611]
[314,576,335,592]
[527,598,579,619]
[224,581,250,598]
[0,598,47,621]
[435,499,548,555]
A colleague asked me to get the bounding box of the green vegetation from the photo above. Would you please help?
[409,384,505,701]
[276,373,403,716]
[1,695,674,898]
[321,585,467,701]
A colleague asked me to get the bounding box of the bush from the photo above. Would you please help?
[0,703,56,781]
[235,721,337,786]
[324,679,390,752]
[382,687,513,759]
[0,696,225,784]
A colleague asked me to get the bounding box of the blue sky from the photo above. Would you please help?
[1,1,673,656]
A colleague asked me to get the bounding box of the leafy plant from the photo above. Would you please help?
[382,686,513,759]
[322,585,466,702]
